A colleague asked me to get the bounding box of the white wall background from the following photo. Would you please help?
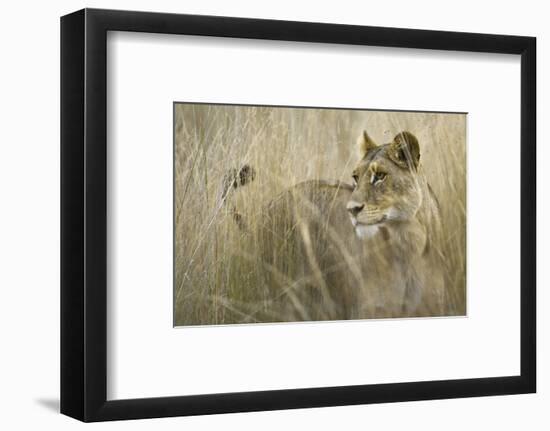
[0,0,546,429]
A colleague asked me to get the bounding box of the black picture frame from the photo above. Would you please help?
[61,8,536,422]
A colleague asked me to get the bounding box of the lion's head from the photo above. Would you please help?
[347,130,424,239]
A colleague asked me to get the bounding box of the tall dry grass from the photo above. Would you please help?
[174,104,466,326]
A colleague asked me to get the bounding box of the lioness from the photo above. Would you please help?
[346,130,445,316]
[223,130,445,321]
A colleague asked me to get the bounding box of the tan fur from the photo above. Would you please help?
[226,130,446,320]
[348,130,445,316]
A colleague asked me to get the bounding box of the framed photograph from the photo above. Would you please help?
[61,8,536,422]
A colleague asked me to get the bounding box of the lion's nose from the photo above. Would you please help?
[347,201,365,217]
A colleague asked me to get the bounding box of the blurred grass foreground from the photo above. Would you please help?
[174,104,466,326]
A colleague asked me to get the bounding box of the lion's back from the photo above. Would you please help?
[255,180,368,319]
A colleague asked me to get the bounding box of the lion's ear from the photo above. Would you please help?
[388,131,420,170]
[357,130,377,159]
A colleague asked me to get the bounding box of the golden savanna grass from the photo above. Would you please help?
[174,104,466,326]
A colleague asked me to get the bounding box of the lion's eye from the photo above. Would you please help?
[351,174,359,186]
[371,172,387,185]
